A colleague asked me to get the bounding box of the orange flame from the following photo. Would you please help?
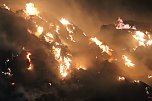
[122,55,135,67]
[25,3,39,16]
[26,52,33,70]
[90,37,113,56]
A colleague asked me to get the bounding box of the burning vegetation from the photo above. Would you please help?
[0,2,152,101]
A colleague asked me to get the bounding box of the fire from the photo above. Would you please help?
[25,3,39,16]
[2,68,13,77]
[60,18,75,34]
[52,46,72,78]
[35,26,44,37]
[44,32,54,43]
[60,18,71,25]
[55,25,60,34]
[118,76,125,81]
[90,37,112,56]
[132,31,152,48]
[146,40,152,46]
[116,18,136,30]
[26,52,33,70]
[122,55,135,67]
[133,31,146,47]
[2,4,10,10]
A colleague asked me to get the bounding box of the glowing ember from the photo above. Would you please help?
[118,76,125,81]
[59,18,75,34]
[122,55,135,67]
[2,68,13,77]
[26,52,33,70]
[90,37,112,56]
[25,3,39,16]
[11,83,15,86]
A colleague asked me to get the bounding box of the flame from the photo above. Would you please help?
[60,18,75,34]
[3,4,10,10]
[116,18,136,30]
[60,18,71,25]
[118,76,125,81]
[44,32,54,43]
[52,46,71,78]
[35,26,43,37]
[90,37,112,56]
[146,40,152,46]
[122,55,135,67]
[26,52,33,70]
[133,31,146,47]
[132,31,152,48]
[25,3,39,16]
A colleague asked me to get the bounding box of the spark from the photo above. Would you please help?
[11,83,15,86]
[122,55,135,67]
[2,68,13,77]
[25,3,39,16]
